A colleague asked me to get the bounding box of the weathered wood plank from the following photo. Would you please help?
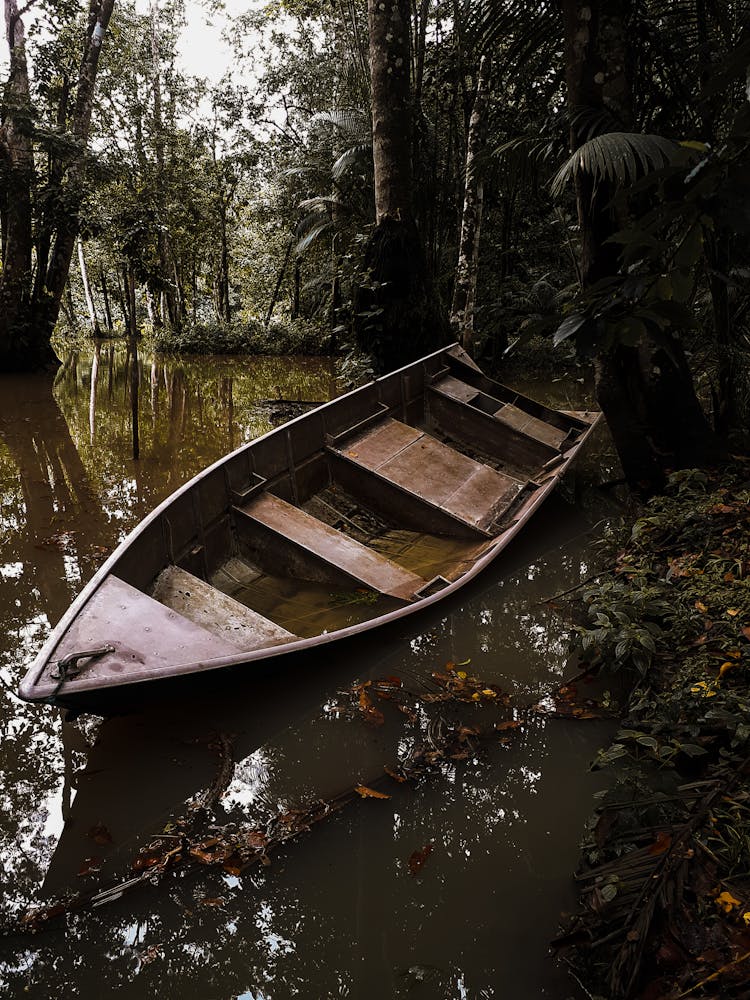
[493,402,569,449]
[238,493,426,601]
[48,575,242,686]
[332,417,521,533]
[150,565,296,649]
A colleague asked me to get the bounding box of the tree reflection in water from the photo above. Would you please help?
[0,350,619,999]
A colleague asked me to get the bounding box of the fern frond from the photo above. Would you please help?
[550,133,680,199]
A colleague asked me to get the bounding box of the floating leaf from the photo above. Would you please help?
[78,857,102,877]
[384,764,407,782]
[355,785,390,799]
[408,843,434,876]
[495,720,522,731]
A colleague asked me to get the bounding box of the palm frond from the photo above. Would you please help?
[551,133,680,200]
[331,142,371,181]
[310,109,370,140]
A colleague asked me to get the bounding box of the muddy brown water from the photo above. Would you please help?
[0,347,620,999]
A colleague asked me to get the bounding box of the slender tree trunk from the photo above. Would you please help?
[77,237,101,337]
[128,267,140,460]
[450,55,491,355]
[150,0,178,330]
[265,238,293,328]
[99,268,114,331]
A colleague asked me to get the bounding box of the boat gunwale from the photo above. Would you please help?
[18,345,601,703]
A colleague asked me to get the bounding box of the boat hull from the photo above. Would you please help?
[19,345,600,708]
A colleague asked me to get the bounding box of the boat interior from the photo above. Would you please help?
[39,348,596,693]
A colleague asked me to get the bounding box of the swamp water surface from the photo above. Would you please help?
[0,347,617,999]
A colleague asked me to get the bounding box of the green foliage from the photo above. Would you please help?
[574,465,750,770]
[151,318,328,356]
[550,132,681,200]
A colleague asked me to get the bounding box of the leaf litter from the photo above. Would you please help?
[7,650,607,937]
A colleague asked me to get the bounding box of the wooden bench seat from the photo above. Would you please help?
[493,402,569,449]
[150,565,296,650]
[331,418,521,534]
[237,492,426,601]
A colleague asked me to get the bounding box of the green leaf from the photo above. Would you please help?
[553,312,587,347]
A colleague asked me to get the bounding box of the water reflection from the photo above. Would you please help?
[0,346,619,999]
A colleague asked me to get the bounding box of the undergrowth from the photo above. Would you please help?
[560,465,750,1000]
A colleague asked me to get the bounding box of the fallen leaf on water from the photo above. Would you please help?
[246,830,268,848]
[222,854,245,875]
[355,785,390,799]
[495,720,522,731]
[408,842,434,876]
[481,688,497,698]
[719,661,736,677]
[457,725,481,738]
[131,852,165,871]
[744,912,750,926]
[77,857,102,877]
[384,764,407,783]
[200,897,225,907]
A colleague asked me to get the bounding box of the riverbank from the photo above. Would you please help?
[559,465,750,999]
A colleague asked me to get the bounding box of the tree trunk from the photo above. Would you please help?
[0,0,115,370]
[0,0,49,369]
[450,55,491,355]
[77,238,101,338]
[355,0,448,373]
[150,0,179,331]
[265,238,293,328]
[99,268,114,331]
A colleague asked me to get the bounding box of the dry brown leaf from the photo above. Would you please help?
[408,842,434,876]
[355,785,390,800]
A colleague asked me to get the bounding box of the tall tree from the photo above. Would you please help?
[0,0,115,371]
[355,0,448,373]
[451,54,491,354]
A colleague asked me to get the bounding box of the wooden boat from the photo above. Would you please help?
[19,345,600,709]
